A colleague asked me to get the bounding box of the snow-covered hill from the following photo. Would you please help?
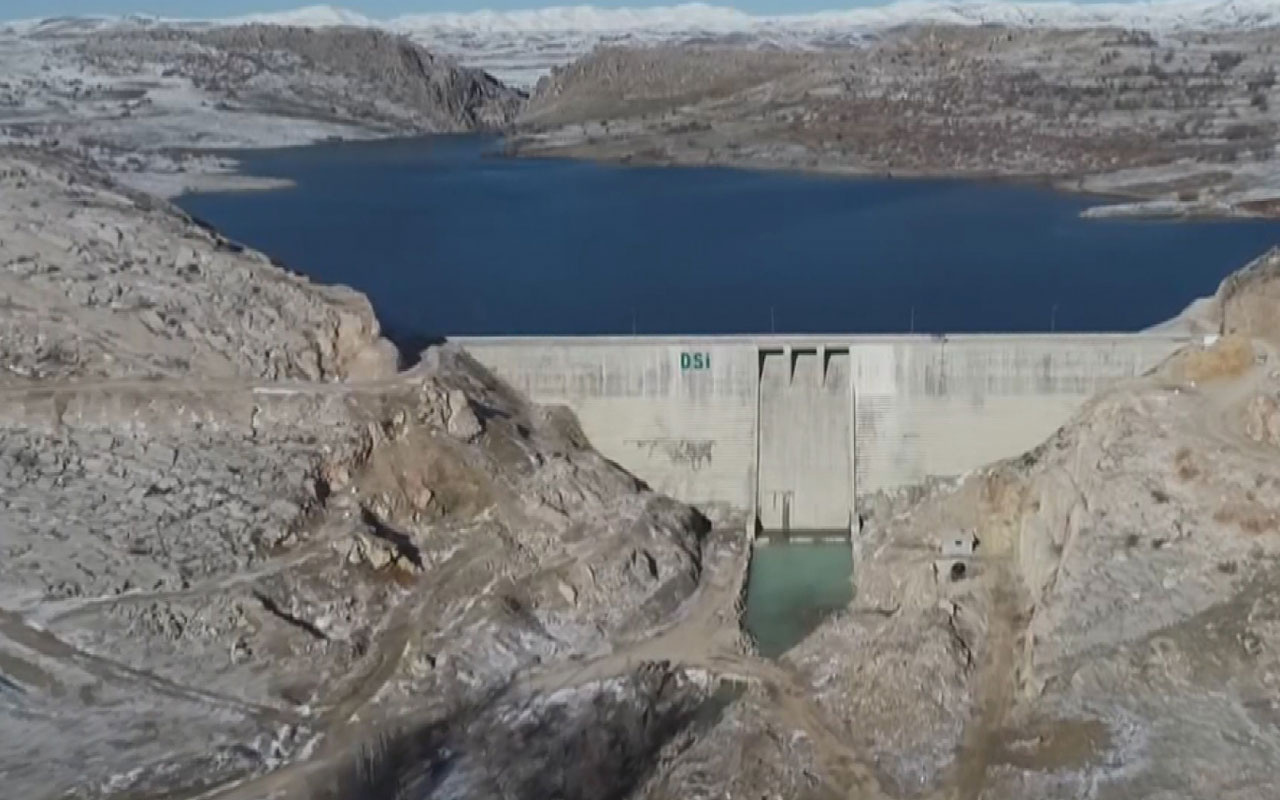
[227,4,379,27]
[392,1,1280,86]
[5,1,1280,86]
[233,1,1280,33]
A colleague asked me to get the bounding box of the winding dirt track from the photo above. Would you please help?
[0,365,992,800]
[175,523,889,800]
[0,609,304,726]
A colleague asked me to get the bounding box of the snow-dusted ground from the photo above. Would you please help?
[6,1,1280,88]
[0,28,372,194]
[384,1,1280,86]
[1,2,1276,212]
[0,21,517,195]
[0,27,370,147]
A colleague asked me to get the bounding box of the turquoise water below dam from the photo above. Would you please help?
[175,135,1280,345]
[742,538,854,658]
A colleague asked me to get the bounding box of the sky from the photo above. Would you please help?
[0,0,1131,22]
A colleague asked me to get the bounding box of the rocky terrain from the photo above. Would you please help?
[0,21,523,195]
[0,147,720,798]
[0,146,397,382]
[36,2,1279,90]
[6,152,1278,796]
[5,8,1280,800]
[514,25,1280,217]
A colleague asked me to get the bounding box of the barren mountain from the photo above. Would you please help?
[0,22,523,195]
[81,25,523,134]
[514,25,1280,217]
[22,1,1280,88]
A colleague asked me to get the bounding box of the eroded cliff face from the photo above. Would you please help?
[0,148,709,799]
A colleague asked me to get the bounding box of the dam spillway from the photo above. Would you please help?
[454,334,1195,533]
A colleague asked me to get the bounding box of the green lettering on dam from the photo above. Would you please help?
[680,352,710,371]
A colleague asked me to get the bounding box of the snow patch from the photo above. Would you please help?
[393,1,1280,87]
[226,4,379,28]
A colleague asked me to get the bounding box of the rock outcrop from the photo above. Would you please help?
[1220,246,1280,344]
[0,146,397,382]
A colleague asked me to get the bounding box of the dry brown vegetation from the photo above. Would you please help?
[1214,497,1280,533]
[1170,333,1256,382]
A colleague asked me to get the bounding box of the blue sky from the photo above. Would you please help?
[2,0,1124,20]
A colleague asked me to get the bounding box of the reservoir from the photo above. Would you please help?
[175,136,1280,345]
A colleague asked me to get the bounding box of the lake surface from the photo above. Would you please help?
[177,136,1280,343]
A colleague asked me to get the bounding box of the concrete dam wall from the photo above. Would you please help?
[455,335,1192,532]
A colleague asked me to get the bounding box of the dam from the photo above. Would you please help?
[455,334,1195,533]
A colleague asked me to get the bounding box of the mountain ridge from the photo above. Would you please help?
[10,1,1277,87]
[390,1,1280,34]
[8,1,1280,35]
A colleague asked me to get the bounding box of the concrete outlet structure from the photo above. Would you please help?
[454,334,1192,534]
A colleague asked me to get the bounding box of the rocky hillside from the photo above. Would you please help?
[0,146,397,382]
[0,22,525,194]
[0,147,710,799]
[288,240,1280,800]
[80,25,525,134]
[515,25,1280,217]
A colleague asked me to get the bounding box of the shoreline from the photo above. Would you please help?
[184,128,1275,223]
[506,135,1279,222]
[117,169,296,199]
[168,131,1272,342]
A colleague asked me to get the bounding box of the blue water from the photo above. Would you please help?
[176,136,1280,343]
